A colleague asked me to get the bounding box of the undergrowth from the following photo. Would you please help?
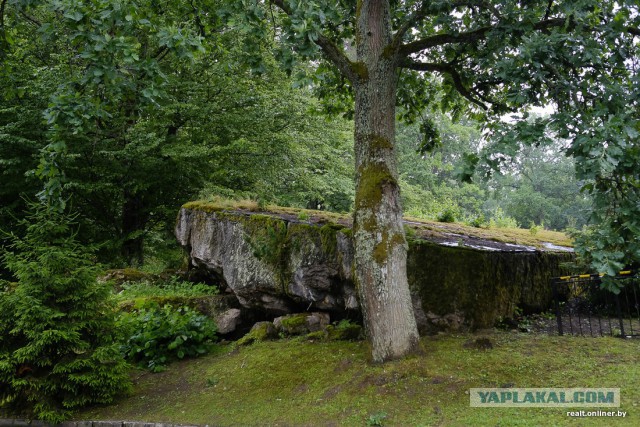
[117,304,218,372]
[115,276,219,301]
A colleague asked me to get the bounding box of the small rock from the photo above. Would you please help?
[236,321,278,346]
[274,313,330,336]
[425,311,465,332]
[215,308,242,334]
[305,312,330,332]
[326,320,362,341]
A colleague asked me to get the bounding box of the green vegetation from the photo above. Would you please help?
[236,322,276,347]
[76,333,640,426]
[0,206,131,423]
[117,305,218,373]
[115,278,219,301]
[184,200,573,250]
[326,319,363,341]
[2,0,640,420]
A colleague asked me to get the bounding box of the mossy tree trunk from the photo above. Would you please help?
[352,0,420,362]
[270,0,421,361]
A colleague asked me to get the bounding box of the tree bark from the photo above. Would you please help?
[353,0,420,362]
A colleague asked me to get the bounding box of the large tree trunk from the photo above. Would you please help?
[353,0,420,362]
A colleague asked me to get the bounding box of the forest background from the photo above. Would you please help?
[0,1,593,276]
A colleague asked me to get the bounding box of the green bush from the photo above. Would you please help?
[488,207,519,229]
[437,207,458,223]
[466,214,487,228]
[117,304,217,372]
[0,205,131,423]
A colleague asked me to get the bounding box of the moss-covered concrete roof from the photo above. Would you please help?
[182,200,573,252]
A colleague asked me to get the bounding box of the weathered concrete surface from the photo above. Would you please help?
[176,208,357,315]
[176,206,573,331]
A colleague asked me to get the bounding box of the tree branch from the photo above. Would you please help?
[391,1,501,56]
[190,0,206,37]
[20,11,41,27]
[152,46,169,60]
[543,0,554,21]
[269,0,357,82]
[400,59,489,110]
[399,18,566,56]
[0,0,6,29]
[391,1,430,50]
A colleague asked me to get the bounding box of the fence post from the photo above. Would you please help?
[615,292,627,338]
[552,279,563,336]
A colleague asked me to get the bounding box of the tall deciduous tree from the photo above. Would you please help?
[231,0,639,361]
[1,0,355,268]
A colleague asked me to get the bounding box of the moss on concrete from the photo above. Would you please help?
[407,240,573,328]
[180,200,575,327]
[181,200,572,249]
[182,201,227,213]
[280,314,309,335]
[326,322,363,341]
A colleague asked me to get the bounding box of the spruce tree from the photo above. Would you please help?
[0,204,131,423]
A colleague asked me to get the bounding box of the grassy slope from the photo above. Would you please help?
[78,332,639,426]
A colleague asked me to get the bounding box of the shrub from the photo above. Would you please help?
[529,221,544,236]
[488,208,519,229]
[117,304,217,372]
[0,205,131,423]
[466,215,487,228]
[437,208,458,223]
[297,211,310,221]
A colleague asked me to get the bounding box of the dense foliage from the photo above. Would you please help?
[397,114,590,231]
[0,0,354,268]
[1,0,621,273]
[0,206,130,423]
[117,304,218,372]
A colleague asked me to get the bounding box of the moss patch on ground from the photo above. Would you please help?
[182,200,573,250]
[77,332,639,426]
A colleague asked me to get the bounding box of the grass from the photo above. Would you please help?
[182,199,573,250]
[77,331,639,426]
[404,217,573,248]
[114,279,219,302]
[182,198,348,225]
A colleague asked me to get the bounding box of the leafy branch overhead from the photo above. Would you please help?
[254,0,637,118]
[240,0,640,290]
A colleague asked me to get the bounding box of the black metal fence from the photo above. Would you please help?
[551,271,640,338]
